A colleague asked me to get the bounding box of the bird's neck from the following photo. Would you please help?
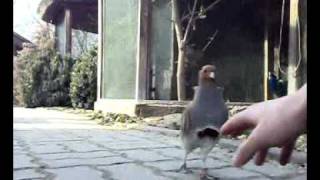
[199,79,216,88]
[194,80,218,103]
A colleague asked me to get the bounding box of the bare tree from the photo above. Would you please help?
[73,30,89,55]
[172,0,222,101]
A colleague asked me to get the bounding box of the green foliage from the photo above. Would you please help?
[13,56,23,106]
[14,25,99,109]
[70,46,97,109]
[90,110,104,120]
[16,46,74,107]
[15,25,74,107]
[96,112,141,125]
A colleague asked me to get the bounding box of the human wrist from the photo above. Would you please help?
[287,85,307,134]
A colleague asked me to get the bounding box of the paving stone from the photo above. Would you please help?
[207,167,265,179]
[88,134,121,142]
[147,135,181,146]
[33,138,85,143]
[121,130,157,138]
[153,147,207,160]
[106,141,172,151]
[285,173,307,180]
[36,151,117,160]
[13,108,307,180]
[84,130,142,142]
[14,169,45,180]
[208,146,234,162]
[14,144,21,148]
[145,158,228,171]
[29,144,70,154]
[14,154,38,169]
[63,142,106,152]
[123,149,172,161]
[109,134,147,142]
[14,149,28,156]
[99,163,167,180]
[44,156,133,168]
[46,166,104,180]
[14,140,19,146]
[162,171,201,180]
[243,161,302,178]
[144,160,186,171]
[187,158,229,169]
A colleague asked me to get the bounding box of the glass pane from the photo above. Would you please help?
[150,0,174,100]
[102,0,139,99]
[71,30,98,59]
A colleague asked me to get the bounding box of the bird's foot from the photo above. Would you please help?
[177,163,192,174]
[200,168,217,180]
[200,168,208,178]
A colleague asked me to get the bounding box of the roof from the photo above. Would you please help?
[13,32,33,53]
[38,0,97,33]
[14,32,32,45]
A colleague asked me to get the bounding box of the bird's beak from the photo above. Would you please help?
[209,72,215,79]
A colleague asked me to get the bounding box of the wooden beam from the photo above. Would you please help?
[263,0,269,101]
[273,47,280,77]
[287,0,299,95]
[297,0,307,87]
[135,0,151,101]
[97,0,103,100]
[65,8,72,56]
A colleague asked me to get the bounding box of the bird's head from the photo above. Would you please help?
[199,65,216,82]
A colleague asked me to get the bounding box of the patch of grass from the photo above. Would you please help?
[295,134,307,152]
[97,112,141,125]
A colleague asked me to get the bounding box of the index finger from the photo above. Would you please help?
[221,109,256,136]
[233,129,267,167]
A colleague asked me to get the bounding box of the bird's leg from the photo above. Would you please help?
[200,145,215,179]
[179,152,187,171]
[200,155,216,180]
[200,155,208,178]
[178,152,192,173]
[202,157,207,170]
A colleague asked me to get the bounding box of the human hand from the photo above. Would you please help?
[221,85,307,167]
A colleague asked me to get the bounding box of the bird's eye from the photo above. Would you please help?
[204,70,207,73]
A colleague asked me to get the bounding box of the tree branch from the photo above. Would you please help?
[181,0,223,22]
[202,30,219,52]
[172,0,184,48]
[182,0,198,44]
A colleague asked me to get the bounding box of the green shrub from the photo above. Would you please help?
[13,56,23,106]
[16,45,74,107]
[70,46,97,109]
[15,25,74,108]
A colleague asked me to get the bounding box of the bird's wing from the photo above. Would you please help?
[181,106,192,136]
[217,87,229,126]
[222,105,229,123]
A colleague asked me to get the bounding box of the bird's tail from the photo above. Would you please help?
[197,127,220,139]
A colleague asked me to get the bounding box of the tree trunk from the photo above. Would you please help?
[172,0,186,101]
[299,0,307,87]
[177,48,186,100]
[287,0,299,95]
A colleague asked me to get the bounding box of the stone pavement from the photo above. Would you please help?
[14,107,306,180]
